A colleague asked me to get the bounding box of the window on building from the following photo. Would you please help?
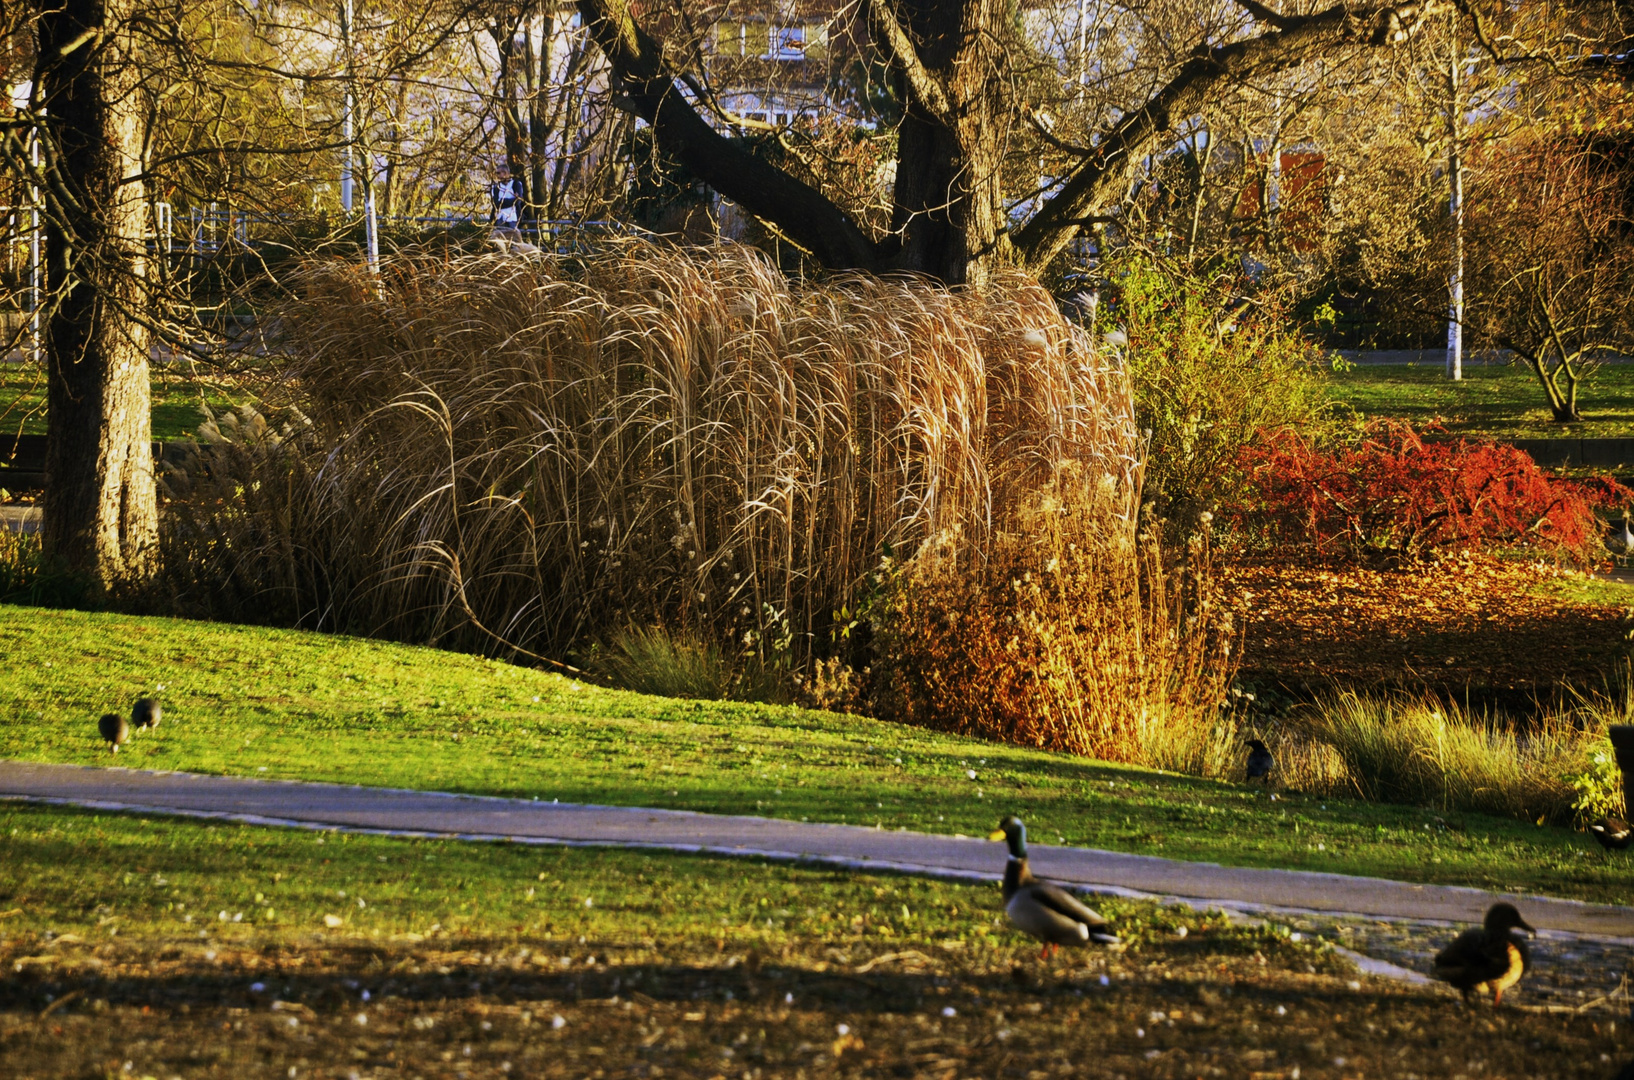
[804,22,829,61]
[743,20,770,58]
[713,22,742,56]
[770,25,805,59]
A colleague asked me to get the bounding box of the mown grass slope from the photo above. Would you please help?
[0,605,1625,905]
[1326,361,1634,441]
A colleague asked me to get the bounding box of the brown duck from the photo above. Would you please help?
[1431,902,1535,1006]
[989,815,1119,960]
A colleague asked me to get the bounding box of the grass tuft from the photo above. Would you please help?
[590,624,735,701]
[1267,691,1606,825]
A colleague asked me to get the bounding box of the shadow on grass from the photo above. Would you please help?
[1,938,1623,1079]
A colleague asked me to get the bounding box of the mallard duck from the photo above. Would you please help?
[1590,817,1632,854]
[1245,739,1274,784]
[988,815,1119,960]
[132,698,161,732]
[97,713,129,754]
[1431,902,1535,1005]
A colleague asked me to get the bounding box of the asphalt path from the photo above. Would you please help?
[4,760,1632,945]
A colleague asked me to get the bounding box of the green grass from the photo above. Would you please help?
[0,367,249,441]
[0,801,1224,950]
[0,604,1627,906]
[9,801,1621,1080]
[1327,362,1634,441]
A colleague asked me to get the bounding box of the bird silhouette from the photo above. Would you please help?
[1431,902,1534,1006]
[131,698,161,733]
[1608,517,1634,560]
[989,815,1119,960]
[1245,739,1275,784]
[97,713,129,754]
[1590,816,1631,854]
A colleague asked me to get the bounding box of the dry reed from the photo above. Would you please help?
[160,242,1145,693]
[870,466,1237,759]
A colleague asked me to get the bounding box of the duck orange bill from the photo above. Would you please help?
[988,829,1008,841]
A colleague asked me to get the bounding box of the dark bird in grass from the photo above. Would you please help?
[1589,816,1632,854]
[131,698,161,733]
[1245,739,1274,784]
[97,713,129,754]
[988,815,1119,960]
[1431,902,1535,1006]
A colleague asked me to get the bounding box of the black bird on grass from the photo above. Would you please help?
[1431,902,1535,1006]
[1590,816,1632,854]
[989,815,1120,960]
[1245,739,1275,784]
[97,713,129,754]
[131,697,161,732]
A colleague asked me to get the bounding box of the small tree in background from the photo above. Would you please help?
[1465,130,1634,422]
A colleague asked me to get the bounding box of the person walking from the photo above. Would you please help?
[490,164,523,243]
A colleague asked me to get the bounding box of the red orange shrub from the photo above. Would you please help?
[1233,421,1627,564]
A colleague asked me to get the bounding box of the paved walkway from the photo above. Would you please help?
[4,760,1633,941]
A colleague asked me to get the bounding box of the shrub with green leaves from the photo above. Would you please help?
[1107,259,1335,519]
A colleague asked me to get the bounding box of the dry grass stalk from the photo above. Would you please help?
[870,465,1237,760]
[1256,691,1608,825]
[160,241,1140,687]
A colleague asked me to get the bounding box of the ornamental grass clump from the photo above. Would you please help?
[1288,691,1606,825]
[158,242,1147,711]
[869,464,1237,761]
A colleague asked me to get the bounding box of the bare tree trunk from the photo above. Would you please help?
[885,0,1014,287]
[525,9,552,225]
[35,0,156,587]
[489,15,533,210]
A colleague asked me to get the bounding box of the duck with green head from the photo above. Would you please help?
[988,815,1119,960]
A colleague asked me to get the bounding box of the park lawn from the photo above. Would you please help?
[1326,361,1634,441]
[0,605,1627,907]
[0,801,1622,1080]
[0,366,248,441]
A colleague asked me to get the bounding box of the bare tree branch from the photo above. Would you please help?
[574,0,883,270]
[867,0,955,123]
[1014,0,1448,274]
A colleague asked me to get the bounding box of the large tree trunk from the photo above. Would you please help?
[886,0,1013,287]
[35,0,157,587]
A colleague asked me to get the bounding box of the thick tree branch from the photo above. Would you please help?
[1233,0,1297,31]
[867,0,955,123]
[573,0,882,271]
[1014,0,1446,274]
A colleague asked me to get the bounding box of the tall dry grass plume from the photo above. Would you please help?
[160,241,1231,752]
[872,468,1236,759]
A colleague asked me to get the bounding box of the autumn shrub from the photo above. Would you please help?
[1110,259,1335,520]
[868,463,1237,762]
[157,241,1141,701]
[1233,421,1626,565]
